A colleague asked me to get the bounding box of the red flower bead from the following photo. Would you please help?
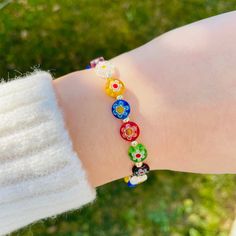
[120,121,140,142]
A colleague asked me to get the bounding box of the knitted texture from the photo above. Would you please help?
[0,71,96,235]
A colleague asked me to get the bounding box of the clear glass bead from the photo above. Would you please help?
[122,117,130,123]
[131,140,138,147]
[95,61,115,79]
[116,95,123,100]
[135,162,143,167]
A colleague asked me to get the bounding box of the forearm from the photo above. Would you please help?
[53,11,236,187]
[125,10,236,174]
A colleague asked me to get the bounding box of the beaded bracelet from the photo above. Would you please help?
[87,57,150,187]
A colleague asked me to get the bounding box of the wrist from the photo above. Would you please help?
[52,50,170,187]
[52,68,133,187]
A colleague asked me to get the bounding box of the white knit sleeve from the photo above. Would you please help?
[0,71,96,235]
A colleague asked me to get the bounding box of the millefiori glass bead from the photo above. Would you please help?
[128,143,147,163]
[95,61,115,78]
[132,163,150,176]
[105,78,125,98]
[129,174,148,185]
[111,99,130,119]
[120,121,140,142]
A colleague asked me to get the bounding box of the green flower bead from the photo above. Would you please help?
[128,143,147,163]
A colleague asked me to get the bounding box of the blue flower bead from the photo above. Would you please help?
[111,99,130,119]
[127,181,137,188]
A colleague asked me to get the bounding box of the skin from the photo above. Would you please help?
[53,11,236,188]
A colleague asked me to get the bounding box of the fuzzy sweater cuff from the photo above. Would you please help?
[0,71,96,235]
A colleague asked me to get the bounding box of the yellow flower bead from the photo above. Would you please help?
[105,78,125,98]
[124,176,130,183]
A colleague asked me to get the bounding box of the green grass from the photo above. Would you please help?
[1,0,236,235]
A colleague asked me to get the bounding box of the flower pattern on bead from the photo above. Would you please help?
[128,143,147,163]
[129,174,148,185]
[132,163,150,176]
[105,78,125,98]
[110,79,122,91]
[112,99,130,119]
[120,121,140,141]
[95,61,115,78]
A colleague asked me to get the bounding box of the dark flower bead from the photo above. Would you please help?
[132,163,150,176]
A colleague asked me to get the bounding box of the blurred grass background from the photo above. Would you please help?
[1,0,236,235]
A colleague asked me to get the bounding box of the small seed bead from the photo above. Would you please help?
[116,95,123,100]
[131,141,138,147]
[135,162,143,167]
[123,117,130,123]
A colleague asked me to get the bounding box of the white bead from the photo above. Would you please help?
[135,162,143,167]
[122,117,130,123]
[131,141,138,146]
[116,95,123,100]
[130,174,148,185]
[95,61,115,79]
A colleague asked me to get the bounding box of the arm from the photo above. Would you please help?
[53,10,236,187]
